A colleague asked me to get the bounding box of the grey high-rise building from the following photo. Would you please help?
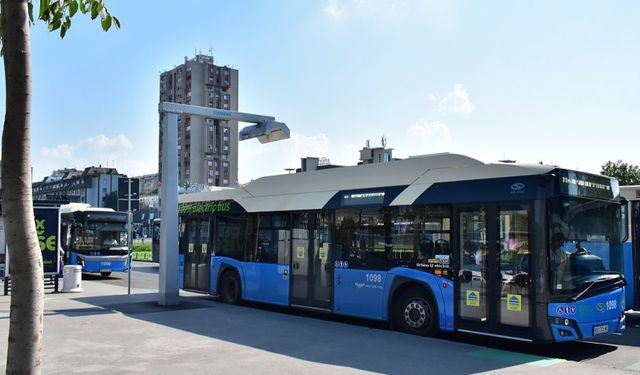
[159,54,239,187]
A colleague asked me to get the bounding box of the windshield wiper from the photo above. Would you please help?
[570,275,620,301]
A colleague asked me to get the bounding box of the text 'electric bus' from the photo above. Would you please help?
[177,153,627,342]
[60,203,129,277]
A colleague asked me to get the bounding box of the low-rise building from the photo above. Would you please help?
[32,166,126,208]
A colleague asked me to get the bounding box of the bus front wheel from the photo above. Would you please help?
[393,287,437,336]
[220,270,242,304]
[100,272,112,277]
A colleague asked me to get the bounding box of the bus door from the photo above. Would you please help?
[290,212,333,310]
[183,217,212,292]
[633,201,640,310]
[456,205,532,340]
[151,219,161,263]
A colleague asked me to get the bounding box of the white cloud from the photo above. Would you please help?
[428,93,437,101]
[322,0,455,24]
[35,134,154,181]
[323,0,347,19]
[79,134,134,151]
[397,121,452,157]
[436,83,476,114]
[42,144,74,159]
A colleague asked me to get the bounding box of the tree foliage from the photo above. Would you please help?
[35,0,120,37]
[601,160,640,186]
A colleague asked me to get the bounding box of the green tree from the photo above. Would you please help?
[0,1,118,373]
[601,160,640,186]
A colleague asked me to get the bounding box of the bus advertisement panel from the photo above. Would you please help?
[35,206,61,275]
[4,206,61,277]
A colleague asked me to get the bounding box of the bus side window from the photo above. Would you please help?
[216,215,246,261]
[60,225,68,251]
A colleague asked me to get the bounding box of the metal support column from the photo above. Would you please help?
[159,112,180,305]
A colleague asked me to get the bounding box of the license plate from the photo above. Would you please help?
[593,324,609,336]
[100,268,112,273]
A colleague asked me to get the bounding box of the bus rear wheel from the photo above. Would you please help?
[220,270,241,305]
[393,287,437,336]
[100,272,112,277]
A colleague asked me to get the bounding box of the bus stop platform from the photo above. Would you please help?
[0,279,637,374]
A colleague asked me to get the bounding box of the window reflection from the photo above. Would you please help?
[499,208,530,328]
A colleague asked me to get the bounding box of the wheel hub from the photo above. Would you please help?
[404,300,428,328]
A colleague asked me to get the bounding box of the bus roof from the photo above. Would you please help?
[59,203,118,214]
[179,153,559,212]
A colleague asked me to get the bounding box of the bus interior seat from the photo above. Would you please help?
[419,238,434,259]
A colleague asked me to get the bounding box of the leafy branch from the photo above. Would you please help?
[35,0,120,38]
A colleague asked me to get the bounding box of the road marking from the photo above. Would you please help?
[625,361,640,371]
[467,348,566,367]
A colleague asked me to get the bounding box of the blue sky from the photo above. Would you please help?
[1,0,639,183]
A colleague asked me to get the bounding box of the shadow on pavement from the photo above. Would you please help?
[67,292,626,374]
[438,330,619,361]
[586,314,640,348]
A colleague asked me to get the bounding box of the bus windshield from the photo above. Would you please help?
[76,222,129,250]
[549,197,625,295]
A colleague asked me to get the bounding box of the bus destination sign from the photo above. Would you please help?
[557,170,617,200]
[341,192,385,206]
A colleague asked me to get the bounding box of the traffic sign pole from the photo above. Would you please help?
[127,178,132,295]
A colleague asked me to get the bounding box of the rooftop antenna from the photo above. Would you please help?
[381,135,387,148]
[366,139,370,148]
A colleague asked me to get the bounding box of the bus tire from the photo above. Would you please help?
[100,272,112,277]
[392,286,437,336]
[220,270,242,305]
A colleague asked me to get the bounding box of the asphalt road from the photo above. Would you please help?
[89,262,640,372]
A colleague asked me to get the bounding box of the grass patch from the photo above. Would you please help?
[131,251,152,261]
[132,242,151,253]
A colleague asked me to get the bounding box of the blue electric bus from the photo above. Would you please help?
[621,186,639,311]
[152,218,161,263]
[60,203,130,277]
[177,153,627,342]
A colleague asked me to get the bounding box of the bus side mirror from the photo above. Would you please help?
[620,198,629,243]
[459,269,472,283]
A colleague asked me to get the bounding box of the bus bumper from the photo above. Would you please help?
[549,314,625,342]
[548,288,626,342]
[78,255,129,273]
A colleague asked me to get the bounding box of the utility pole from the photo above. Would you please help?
[127,177,132,295]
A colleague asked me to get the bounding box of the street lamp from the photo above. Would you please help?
[157,102,290,305]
